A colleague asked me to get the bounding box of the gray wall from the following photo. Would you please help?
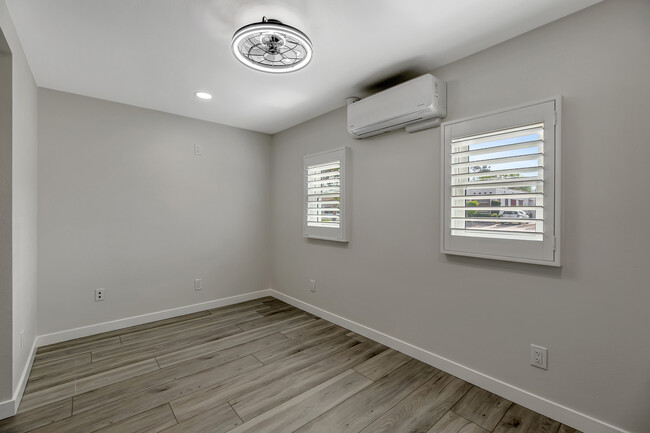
[0,25,12,403]
[270,1,650,432]
[0,0,38,404]
[37,89,271,334]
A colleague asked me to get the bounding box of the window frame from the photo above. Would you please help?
[440,97,562,266]
[303,147,350,242]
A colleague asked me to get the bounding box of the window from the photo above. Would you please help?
[304,147,349,242]
[441,98,561,266]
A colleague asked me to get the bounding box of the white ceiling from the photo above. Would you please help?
[5,0,602,134]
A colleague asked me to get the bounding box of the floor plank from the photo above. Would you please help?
[253,324,349,364]
[0,399,72,433]
[280,319,341,339]
[255,304,296,316]
[162,403,242,433]
[359,371,472,433]
[452,385,512,431]
[24,324,243,394]
[94,404,177,433]
[295,358,439,433]
[353,348,411,381]
[118,307,262,344]
[236,309,306,331]
[29,356,262,433]
[27,353,92,381]
[206,300,267,316]
[493,404,561,433]
[230,340,384,421]
[112,311,212,338]
[228,370,372,433]
[33,336,122,365]
[73,333,288,414]
[428,411,490,433]
[170,334,358,421]
[91,323,245,362]
[18,382,76,414]
[30,310,210,357]
[155,315,314,367]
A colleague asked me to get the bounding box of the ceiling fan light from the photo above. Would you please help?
[231,17,313,74]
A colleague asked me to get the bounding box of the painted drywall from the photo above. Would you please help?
[270,1,650,432]
[37,89,271,334]
[0,25,12,403]
[0,0,38,406]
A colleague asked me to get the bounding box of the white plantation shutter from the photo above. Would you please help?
[304,148,349,242]
[442,98,561,266]
[450,123,545,241]
[307,161,341,228]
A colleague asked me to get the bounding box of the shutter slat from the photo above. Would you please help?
[452,177,543,188]
[307,215,340,219]
[307,162,340,174]
[307,186,341,196]
[308,194,339,201]
[308,172,340,180]
[451,217,543,224]
[452,193,543,201]
[453,226,544,235]
[451,206,543,212]
[452,153,543,169]
[452,166,543,182]
[308,179,341,187]
[452,123,544,144]
[451,140,543,158]
[451,229,543,241]
[307,204,340,209]
[308,222,340,228]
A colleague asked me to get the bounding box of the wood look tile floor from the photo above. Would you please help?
[0,297,582,433]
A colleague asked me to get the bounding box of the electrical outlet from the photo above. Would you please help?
[194,144,202,156]
[95,289,105,302]
[530,344,548,370]
[194,278,203,291]
[310,279,316,292]
[20,330,24,350]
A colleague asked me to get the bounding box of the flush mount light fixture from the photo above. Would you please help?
[231,17,312,73]
[194,91,213,100]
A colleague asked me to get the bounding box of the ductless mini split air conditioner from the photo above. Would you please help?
[347,74,447,138]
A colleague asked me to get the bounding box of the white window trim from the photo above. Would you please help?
[303,147,350,242]
[440,97,562,266]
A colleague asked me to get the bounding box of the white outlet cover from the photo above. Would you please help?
[95,288,105,302]
[530,344,548,370]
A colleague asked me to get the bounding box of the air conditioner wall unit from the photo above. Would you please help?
[347,74,447,139]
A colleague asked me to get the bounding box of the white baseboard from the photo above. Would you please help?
[0,338,38,420]
[0,399,13,420]
[37,290,272,347]
[269,289,630,433]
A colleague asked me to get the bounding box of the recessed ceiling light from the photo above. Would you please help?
[194,91,213,100]
[231,17,312,74]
